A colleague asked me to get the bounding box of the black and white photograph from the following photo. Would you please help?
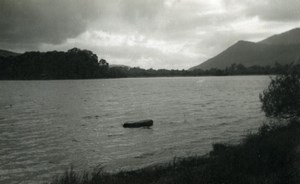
[0,0,300,183]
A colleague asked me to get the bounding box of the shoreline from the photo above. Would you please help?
[50,119,300,184]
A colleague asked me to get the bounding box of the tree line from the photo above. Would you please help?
[1,48,299,79]
[109,63,300,78]
[0,48,109,80]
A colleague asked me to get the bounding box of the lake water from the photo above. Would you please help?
[0,76,270,183]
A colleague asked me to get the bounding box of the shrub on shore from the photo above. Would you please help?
[260,73,300,119]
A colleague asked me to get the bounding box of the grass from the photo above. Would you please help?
[50,119,300,184]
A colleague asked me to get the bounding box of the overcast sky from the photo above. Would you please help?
[1,0,300,69]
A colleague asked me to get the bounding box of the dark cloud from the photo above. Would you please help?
[0,0,100,47]
[248,0,300,21]
[0,0,166,49]
[119,0,164,24]
[224,0,300,22]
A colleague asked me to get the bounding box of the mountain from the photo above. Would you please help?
[0,49,20,57]
[259,28,300,45]
[190,28,300,70]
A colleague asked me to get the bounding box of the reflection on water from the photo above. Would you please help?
[0,76,269,183]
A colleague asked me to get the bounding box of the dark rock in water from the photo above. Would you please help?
[123,119,153,128]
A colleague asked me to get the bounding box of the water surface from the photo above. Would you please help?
[0,76,269,183]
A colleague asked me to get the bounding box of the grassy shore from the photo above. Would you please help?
[50,119,300,184]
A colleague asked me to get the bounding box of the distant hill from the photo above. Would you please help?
[190,28,300,70]
[259,28,300,45]
[109,64,131,70]
[0,49,20,57]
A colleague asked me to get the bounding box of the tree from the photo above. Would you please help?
[259,72,300,118]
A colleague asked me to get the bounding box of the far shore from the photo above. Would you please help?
[0,74,272,81]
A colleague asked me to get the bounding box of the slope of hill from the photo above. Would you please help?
[260,28,300,45]
[0,49,20,57]
[109,64,131,70]
[190,28,300,70]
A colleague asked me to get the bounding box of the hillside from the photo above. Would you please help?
[0,49,20,57]
[190,28,300,70]
[109,64,131,70]
[260,28,300,45]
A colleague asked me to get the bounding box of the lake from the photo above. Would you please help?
[0,76,270,183]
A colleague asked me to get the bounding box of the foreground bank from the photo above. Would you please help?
[50,119,300,184]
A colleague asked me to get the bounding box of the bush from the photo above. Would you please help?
[259,73,300,118]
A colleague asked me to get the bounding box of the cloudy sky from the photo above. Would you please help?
[1,0,300,69]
